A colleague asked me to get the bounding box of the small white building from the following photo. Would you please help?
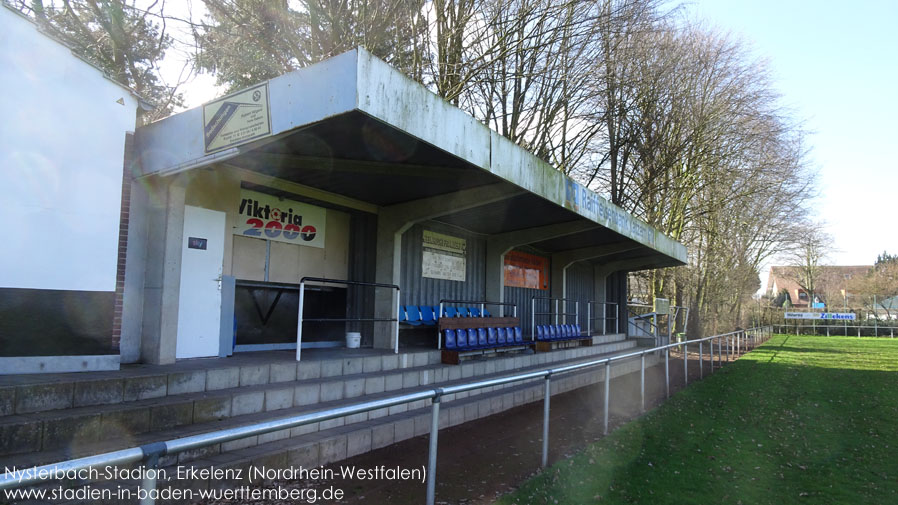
[0,5,144,373]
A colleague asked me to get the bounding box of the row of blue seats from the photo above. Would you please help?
[400,305,492,326]
[444,327,524,350]
[536,324,584,341]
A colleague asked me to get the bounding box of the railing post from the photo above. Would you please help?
[426,394,441,505]
[603,303,608,335]
[709,338,714,374]
[699,341,703,379]
[683,343,688,387]
[640,353,646,413]
[615,303,619,334]
[296,281,305,361]
[555,299,559,325]
[138,443,165,505]
[664,347,670,398]
[394,288,401,354]
[531,299,536,341]
[587,303,592,336]
[541,375,551,468]
[603,362,611,435]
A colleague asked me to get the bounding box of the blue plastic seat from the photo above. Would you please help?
[457,307,470,317]
[536,325,546,341]
[575,323,582,336]
[496,327,507,345]
[444,329,457,350]
[482,308,492,317]
[398,305,408,323]
[469,307,481,317]
[514,327,523,343]
[445,306,458,318]
[420,306,436,326]
[467,328,479,348]
[487,327,497,346]
[406,306,422,326]
[477,328,488,348]
[564,324,572,338]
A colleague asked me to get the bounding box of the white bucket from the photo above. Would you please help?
[345,332,361,349]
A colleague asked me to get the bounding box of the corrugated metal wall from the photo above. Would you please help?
[399,222,486,307]
[346,211,378,344]
[565,261,595,331]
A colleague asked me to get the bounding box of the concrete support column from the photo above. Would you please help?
[140,175,187,364]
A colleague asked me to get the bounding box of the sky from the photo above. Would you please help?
[160,0,898,289]
[686,0,898,272]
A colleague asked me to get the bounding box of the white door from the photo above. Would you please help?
[176,206,226,359]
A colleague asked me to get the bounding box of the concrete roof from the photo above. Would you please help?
[135,48,687,268]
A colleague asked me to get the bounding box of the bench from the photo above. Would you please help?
[533,324,592,352]
[398,305,494,327]
[438,316,524,364]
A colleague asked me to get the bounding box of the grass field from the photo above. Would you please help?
[498,335,898,505]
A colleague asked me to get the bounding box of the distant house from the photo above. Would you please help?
[766,265,871,308]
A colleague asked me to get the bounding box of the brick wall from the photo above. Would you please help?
[111,132,135,353]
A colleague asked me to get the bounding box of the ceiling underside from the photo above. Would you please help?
[224,111,680,270]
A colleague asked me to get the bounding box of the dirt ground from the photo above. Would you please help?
[211,347,744,505]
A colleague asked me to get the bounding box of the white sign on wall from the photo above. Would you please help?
[203,83,271,153]
[422,230,466,282]
[234,189,326,248]
[784,312,856,320]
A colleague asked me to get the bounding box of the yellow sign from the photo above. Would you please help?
[203,83,271,153]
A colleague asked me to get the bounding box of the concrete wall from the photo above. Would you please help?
[0,7,137,366]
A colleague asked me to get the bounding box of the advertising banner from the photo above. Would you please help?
[234,189,326,248]
[422,230,466,282]
[504,250,549,290]
[784,312,856,320]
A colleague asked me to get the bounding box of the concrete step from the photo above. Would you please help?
[9,346,656,503]
[0,339,640,468]
[0,336,629,419]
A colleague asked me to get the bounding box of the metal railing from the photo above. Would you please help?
[436,299,519,349]
[297,277,400,359]
[0,326,773,505]
[773,324,897,338]
[586,301,619,335]
[531,297,580,340]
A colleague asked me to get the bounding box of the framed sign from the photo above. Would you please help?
[203,83,271,153]
[422,230,466,282]
[234,189,326,248]
[504,250,549,290]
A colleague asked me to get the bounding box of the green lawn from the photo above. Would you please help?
[498,335,898,505]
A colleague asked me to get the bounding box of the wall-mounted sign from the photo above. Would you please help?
[784,312,856,320]
[203,83,271,153]
[422,230,466,282]
[235,188,326,248]
[564,179,655,248]
[504,250,549,290]
[187,237,207,250]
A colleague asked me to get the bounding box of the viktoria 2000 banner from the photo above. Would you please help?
[234,189,326,248]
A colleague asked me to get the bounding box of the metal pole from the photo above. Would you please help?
[587,303,592,336]
[138,452,160,505]
[555,299,559,325]
[664,347,670,398]
[426,396,441,505]
[640,353,646,413]
[615,303,619,334]
[541,376,551,468]
[683,343,688,386]
[603,303,608,335]
[699,341,703,379]
[394,289,401,354]
[710,338,714,374]
[531,299,536,341]
[603,362,611,435]
[296,281,305,361]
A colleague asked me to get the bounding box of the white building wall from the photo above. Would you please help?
[0,7,138,292]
